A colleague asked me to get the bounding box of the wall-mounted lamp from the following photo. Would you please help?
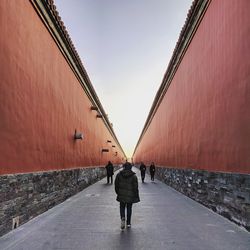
[91,106,98,111]
[96,114,103,118]
[107,140,112,143]
[102,149,109,153]
[74,129,83,140]
[112,145,116,148]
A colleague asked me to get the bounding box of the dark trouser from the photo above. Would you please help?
[107,175,113,184]
[120,202,133,225]
[150,172,155,181]
[141,172,145,182]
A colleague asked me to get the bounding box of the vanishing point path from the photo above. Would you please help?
[0,167,249,250]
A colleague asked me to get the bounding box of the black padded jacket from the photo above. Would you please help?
[115,169,140,203]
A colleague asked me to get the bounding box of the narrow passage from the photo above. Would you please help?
[0,167,249,250]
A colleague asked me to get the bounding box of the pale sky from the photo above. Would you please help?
[54,0,193,158]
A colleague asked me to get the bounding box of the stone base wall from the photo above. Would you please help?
[154,167,250,231]
[0,166,120,237]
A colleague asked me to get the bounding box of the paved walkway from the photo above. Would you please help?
[0,167,249,250]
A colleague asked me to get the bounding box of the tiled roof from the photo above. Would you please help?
[37,0,126,156]
[133,0,211,154]
[46,0,93,92]
[45,0,199,95]
[43,0,207,156]
[163,0,201,83]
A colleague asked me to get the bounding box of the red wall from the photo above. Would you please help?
[0,1,125,175]
[133,0,250,174]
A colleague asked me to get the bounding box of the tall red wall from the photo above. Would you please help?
[0,1,125,175]
[133,0,250,174]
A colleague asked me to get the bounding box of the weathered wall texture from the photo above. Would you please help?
[0,166,121,237]
[153,166,250,231]
[133,0,250,174]
[0,0,125,175]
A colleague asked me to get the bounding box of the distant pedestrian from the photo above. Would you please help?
[149,162,156,181]
[105,161,114,184]
[139,162,146,183]
[115,160,140,230]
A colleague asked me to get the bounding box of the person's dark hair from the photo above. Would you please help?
[124,164,132,170]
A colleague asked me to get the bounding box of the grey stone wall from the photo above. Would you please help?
[154,166,250,231]
[0,166,120,237]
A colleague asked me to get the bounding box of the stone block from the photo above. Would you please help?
[0,165,110,237]
[155,166,250,232]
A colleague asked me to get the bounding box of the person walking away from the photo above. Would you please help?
[139,162,146,183]
[149,162,156,181]
[115,161,140,230]
[105,161,114,184]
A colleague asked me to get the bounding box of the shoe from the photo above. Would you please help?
[121,219,125,230]
[127,224,131,228]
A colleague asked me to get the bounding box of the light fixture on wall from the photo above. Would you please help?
[96,114,103,118]
[102,149,109,153]
[74,129,83,140]
[90,106,98,111]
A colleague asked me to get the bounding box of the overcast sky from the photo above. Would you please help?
[54,0,193,158]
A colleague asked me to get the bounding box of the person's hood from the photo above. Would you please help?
[120,169,135,178]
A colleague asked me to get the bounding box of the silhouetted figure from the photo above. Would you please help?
[105,161,114,184]
[139,162,146,183]
[115,160,140,230]
[149,162,156,181]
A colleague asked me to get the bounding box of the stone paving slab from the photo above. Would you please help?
[0,167,250,250]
